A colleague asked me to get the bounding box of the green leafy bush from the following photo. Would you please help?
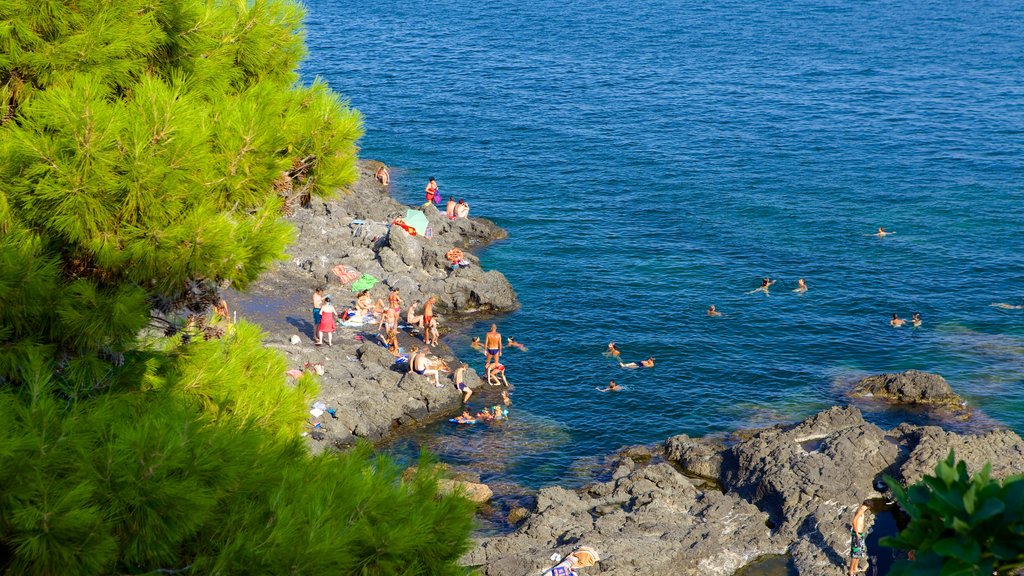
[883,451,1024,575]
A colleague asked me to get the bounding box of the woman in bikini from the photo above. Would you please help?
[425,177,439,203]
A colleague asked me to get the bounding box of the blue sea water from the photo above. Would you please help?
[301,0,1024,489]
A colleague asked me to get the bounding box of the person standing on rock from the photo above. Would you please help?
[484,324,502,370]
[425,177,439,204]
[422,296,437,344]
[454,364,471,403]
[378,306,399,344]
[311,288,323,340]
[388,288,402,314]
[317,296,337,346]
[848,503,870,575]
[445,196,456,219]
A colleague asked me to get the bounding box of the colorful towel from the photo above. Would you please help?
[350,274,379,292]
[332,264,361,284]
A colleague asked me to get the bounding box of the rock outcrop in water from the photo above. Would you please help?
[467,407,1024,575]
[235,161,517,448]
[851,369,966,412]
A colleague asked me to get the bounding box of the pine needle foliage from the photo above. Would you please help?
[0,1,479,574]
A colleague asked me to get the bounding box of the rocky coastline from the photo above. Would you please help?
[239,162,1024,575]
[235,160,518,449]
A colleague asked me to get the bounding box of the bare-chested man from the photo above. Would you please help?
[410,348,445,386]
[406,300,424,329]
[794,278,808,293]
[848,503,870,575]
[872,227,895,237]
[890,313,905,327]
[485,324,502,370]
[422,296,437,344]
[378,305,399,342]
[707,305,722,317]
[454,364,471,403]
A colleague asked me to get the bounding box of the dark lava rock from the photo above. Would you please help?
[851,370,965,411]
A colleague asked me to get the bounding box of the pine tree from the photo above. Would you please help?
[0,2,478,574]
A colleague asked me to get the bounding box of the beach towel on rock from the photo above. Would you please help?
[332,264,361,284]
[350,274,380,292]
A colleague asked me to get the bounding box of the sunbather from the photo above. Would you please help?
[620,357,655,369]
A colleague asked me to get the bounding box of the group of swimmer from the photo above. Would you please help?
[596,342,655,392]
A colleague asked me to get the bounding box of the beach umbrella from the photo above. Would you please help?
[403,209,429,236]
[350,274,379,292]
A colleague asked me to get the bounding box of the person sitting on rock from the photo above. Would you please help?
[446,196,457,219]
[454,198,469,218]
[375,164,390,186]
[410,348,442,386]
[406,300,424,330]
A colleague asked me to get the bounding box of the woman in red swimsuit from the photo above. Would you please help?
[425,177,439,203]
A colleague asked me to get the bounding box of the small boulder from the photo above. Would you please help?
[438,479,493,503]
[852,370,965,410]
[289,335,301,345]
[507,507,530,524]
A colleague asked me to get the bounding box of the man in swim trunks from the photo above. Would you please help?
[454,364,471,403]
[446,196,456,219]
[422,296,437,344]
[311,288,323,338]
[378,306,399,341]
[619,357,655,369]
[848,503,870,575]
[410,348,443,386]
[484,324,502,370]
[707,305,721,317]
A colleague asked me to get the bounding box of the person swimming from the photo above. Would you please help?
[890,313,906,327]
[911,312,922,328]
[507,336,528,351]
[707,305,722,317]
[597,381,622,392]
[471,336,485,352]
[604,342,621,357]
[749,277,776,294]
[452,411,476,424]
[990,301,1024,310]
[794,278,808,293]
[620,357,655,369]
[874,227,895,237]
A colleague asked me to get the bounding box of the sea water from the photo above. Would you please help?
[302,0,1024,489]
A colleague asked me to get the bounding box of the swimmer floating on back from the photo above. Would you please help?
[872,227,895,237]
[620,357,655,369]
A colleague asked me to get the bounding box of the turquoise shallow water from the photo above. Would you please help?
[302,0,1024,489]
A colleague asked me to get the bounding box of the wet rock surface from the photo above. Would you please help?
[851,369,966,413]
[472,406,1024,575]
[233,161,517,448]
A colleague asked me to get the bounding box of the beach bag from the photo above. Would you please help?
[432,190,443,205]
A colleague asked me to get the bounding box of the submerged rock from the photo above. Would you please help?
[438,479,494,504]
